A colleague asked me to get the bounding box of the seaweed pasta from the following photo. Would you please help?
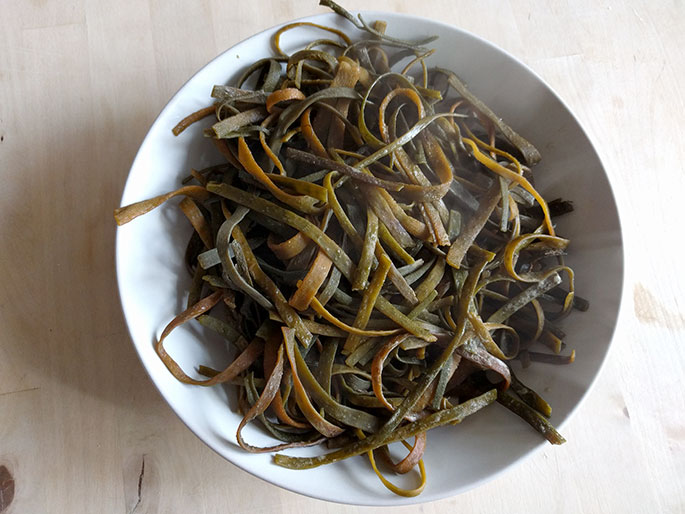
[115,0,585,497]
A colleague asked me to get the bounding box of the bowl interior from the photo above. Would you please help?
[116,11,623,506]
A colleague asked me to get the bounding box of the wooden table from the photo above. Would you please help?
[2,1,684,512]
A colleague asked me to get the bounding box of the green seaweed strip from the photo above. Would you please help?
[397,258,425,276]
[226,222,313,348]
[352,209,379,290]
[510,372,552,417]
[446,184,501,269]
[268,87,360,160]
[403,257,435,286]
[431,354,459,410]
[293,344,380,432]
[208,182,435,341]
[487,273,562,324]
[196,315,248,352]
[413,257,445,302]
[213,107,267,138]
[209,183,356,275]
[344,255,392,353]
[201,274,230,289]
[332,253,492,458]
[435,68,542,165]
[344,337,376,367]
[236,56,288,88]
[499,177,510,233]
[244,373,318,443]
[262,59,283,92]
[317,266,342,306]
[497,393,565,444]
[407,290,438,319]
[287,147,404,192]
[356,113,464,171]
[198,248,222,269]
[212,85,269,104]
[256,259,307,286]
[316,340,338,395]
[321,0,437,50]
[273,389,496,469]
[187,263,206,307]
[447,209,462,242]
[216,207,274,310]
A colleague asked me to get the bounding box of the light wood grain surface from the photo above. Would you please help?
[1,1,684,513]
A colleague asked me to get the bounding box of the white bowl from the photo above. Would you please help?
[116,10,624,506]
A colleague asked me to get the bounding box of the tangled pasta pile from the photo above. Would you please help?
[115,1,585,497]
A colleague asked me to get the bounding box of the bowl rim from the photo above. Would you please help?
[115,8,625,506]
